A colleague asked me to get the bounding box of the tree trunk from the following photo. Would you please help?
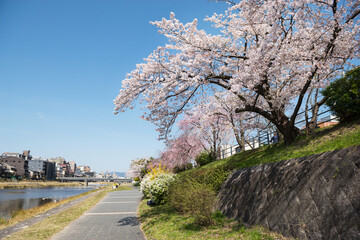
[235,105,300,145]
[305,88,323,135]
[234,129,245,150]
[277,121,299,144]
[240,129,246,150]
[270,109,300,145]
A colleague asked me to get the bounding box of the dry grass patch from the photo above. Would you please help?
[0,181,84,189]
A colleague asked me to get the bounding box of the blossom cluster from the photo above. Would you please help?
[115,0,360,144]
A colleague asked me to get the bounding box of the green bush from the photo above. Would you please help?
[185,166,230,192]
[323,67,360,122]
[195,151,215,167]
[169,177,217,226]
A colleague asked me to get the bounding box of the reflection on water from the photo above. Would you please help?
[0,198,55,219]
[0,186,96,219]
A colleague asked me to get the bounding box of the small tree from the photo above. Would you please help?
[179,105,232,158]
[160,133,204,170]
[169,177,217,226]
[126,157,151,180]
[195,151,215,167]
[323,67,360,122]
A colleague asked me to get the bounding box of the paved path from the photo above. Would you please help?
[51,189,145,240]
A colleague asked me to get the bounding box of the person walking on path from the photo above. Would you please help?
[52,189,145,240]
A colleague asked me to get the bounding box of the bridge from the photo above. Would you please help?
[57,177,132,184]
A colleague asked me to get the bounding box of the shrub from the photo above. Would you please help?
[140,163,176,204]
[195,151,215,167]
[148,172,176,204]
[169,177,217,226]
[140,176,152,197]
[202,167,231,192]
[185,166,230,192]
[323,67,360,122]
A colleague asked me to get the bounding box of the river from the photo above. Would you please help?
[0,185,98,219]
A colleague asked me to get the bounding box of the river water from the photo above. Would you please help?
[0,185,97,219]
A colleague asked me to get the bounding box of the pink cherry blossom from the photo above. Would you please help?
[114,0,360,144]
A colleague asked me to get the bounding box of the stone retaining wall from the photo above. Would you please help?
[217,146,360,239]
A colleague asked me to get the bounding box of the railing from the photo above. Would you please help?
[57,177,132,183]
[218,108,339,159]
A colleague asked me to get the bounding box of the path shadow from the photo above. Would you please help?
[117,216,140,226]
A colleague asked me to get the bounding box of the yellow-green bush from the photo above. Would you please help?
[169,177,217,226]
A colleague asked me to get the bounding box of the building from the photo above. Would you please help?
[22,150,31,160]
[28,159,46,179]
[44,161,56,180]
[68,161,77,176]
[27,158,55,180]
[84,166,91,173]
[317,115,339,128]
[0,156,29,178]
[2,150,32,160]
[48,157,65,165]
[76,165,94,177]
[0,162,16,178]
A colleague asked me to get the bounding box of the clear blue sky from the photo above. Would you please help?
[0,0,228,172]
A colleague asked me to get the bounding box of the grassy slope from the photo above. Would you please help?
[139,120,360,240]
[188,120,360,184]
[139,200,288,240]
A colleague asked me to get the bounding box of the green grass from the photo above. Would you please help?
[138,200,289,240]
[182,120,360,190]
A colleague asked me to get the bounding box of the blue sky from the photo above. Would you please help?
[0,0,228,172]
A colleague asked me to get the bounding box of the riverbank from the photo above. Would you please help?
[0,181,85,189]
[2,185,133,240]
[0,185,108,231]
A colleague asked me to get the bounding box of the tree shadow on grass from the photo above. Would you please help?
[180,222,203,232]
[139,202,176,223]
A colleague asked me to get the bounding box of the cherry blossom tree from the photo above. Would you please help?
[210,92,265,150]
[160,133,204,170]
[179,103,233,157]
[114,0,360,144]
[126,157,151,179]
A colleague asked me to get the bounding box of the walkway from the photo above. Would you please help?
[52,189,145,240]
